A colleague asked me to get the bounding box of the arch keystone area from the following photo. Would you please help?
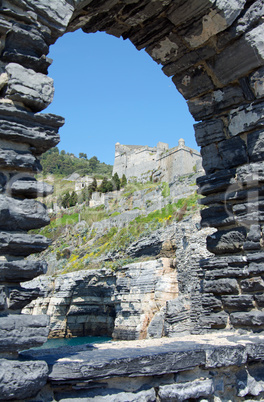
[1,1,264,400]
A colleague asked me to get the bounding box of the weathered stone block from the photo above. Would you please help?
[243,240,261,251]
[249,262,264,276]
[198,311,229,328]
[0,358,48,401]
[158,379,214,402]
[126,17,174,51]
[167,0,213,28]
[162,44,215,76]
[201,254,247,269]
[250,66,264,98]
[146,33,186,66]
[163,296,192,336]
[197,169,236,196]
[0,231,50,257]
[248,130,264,163]
[207,227,247,254]
[255,294,264,308]
[236,162,264,185]
[205,266,249,279]
[201,204,234,228]
[233,201,264,227]
[0,196,50,231]
[0,286,6,310]
[147,311,165,338]
[222,295,254,311]
[205,343,247,368]
[5,63,54,112]
[236,0,264,37]
[241,276,264,293]
[0,103,63,154]
[200,143,223,174]
[207,23,264,85]
[0,314,49,352]
[189,85,245,121]
[0,259,47,282]
[230,311,264,327]
[181,0,246,48]
[247,225,262,242]
[10,178,53,198]
[228,102,264,138]
[55,388,156,402]
[195,118,226,147]
[48,345,206,383]
[202,294,223,311]
[237,364,264,398]
[203,278,239,295]
[172,65,214,99]
[201,136,247,174]
[0,149,41,172]
[3,24,51,73]
[8,286,42,310]
[25,0,74,35]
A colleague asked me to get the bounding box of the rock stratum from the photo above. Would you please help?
[1,0,264,400]
[23,210,212,341]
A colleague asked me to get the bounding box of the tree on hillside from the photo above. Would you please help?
[39,147,112,177]
[98,178,109,193]
[79,152,87,159]
[69,191,78,207]
[89,156,99,172]
[61,191,71,208]
[112,172,121,191]
[88,177,97,193]
[121,174,127,187]
[106,180,114,192]
[61,190,78,208]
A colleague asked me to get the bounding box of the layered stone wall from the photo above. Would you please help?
[1,0,264,400]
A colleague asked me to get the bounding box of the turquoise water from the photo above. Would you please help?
[35,336,112,349]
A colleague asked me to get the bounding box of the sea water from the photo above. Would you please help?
[34,336,112,349]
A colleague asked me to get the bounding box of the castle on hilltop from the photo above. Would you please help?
[112,139,203,183]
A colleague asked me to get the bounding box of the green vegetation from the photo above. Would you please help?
[121,174,127,187]
[161,182,170,198]
[41,191,202,275]
[122,181,158,197]
[61,191,78,208]
[98,173,122,193]
[35,164,202,277]
[40,147,112,177]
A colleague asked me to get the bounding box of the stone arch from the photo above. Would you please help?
[1,1,264,398]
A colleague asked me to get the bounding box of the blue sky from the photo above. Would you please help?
[45,29,198,166]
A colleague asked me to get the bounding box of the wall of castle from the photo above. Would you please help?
[158,145,202,183]
[113,140,202,183]
[113,145,157,181]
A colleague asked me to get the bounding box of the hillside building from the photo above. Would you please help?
[112,139,203,183]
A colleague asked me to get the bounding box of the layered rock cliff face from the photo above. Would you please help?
[23,211,213,340]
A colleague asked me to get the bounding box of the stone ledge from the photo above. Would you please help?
[21,332,264,385]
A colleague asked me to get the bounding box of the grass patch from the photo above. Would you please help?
[122,181,158,197]
[161,182,170,198]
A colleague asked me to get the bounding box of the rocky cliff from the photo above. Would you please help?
[23,210,213,340]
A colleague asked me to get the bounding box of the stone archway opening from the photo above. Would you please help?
[45,28,197,161]
[1,1,264,399]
